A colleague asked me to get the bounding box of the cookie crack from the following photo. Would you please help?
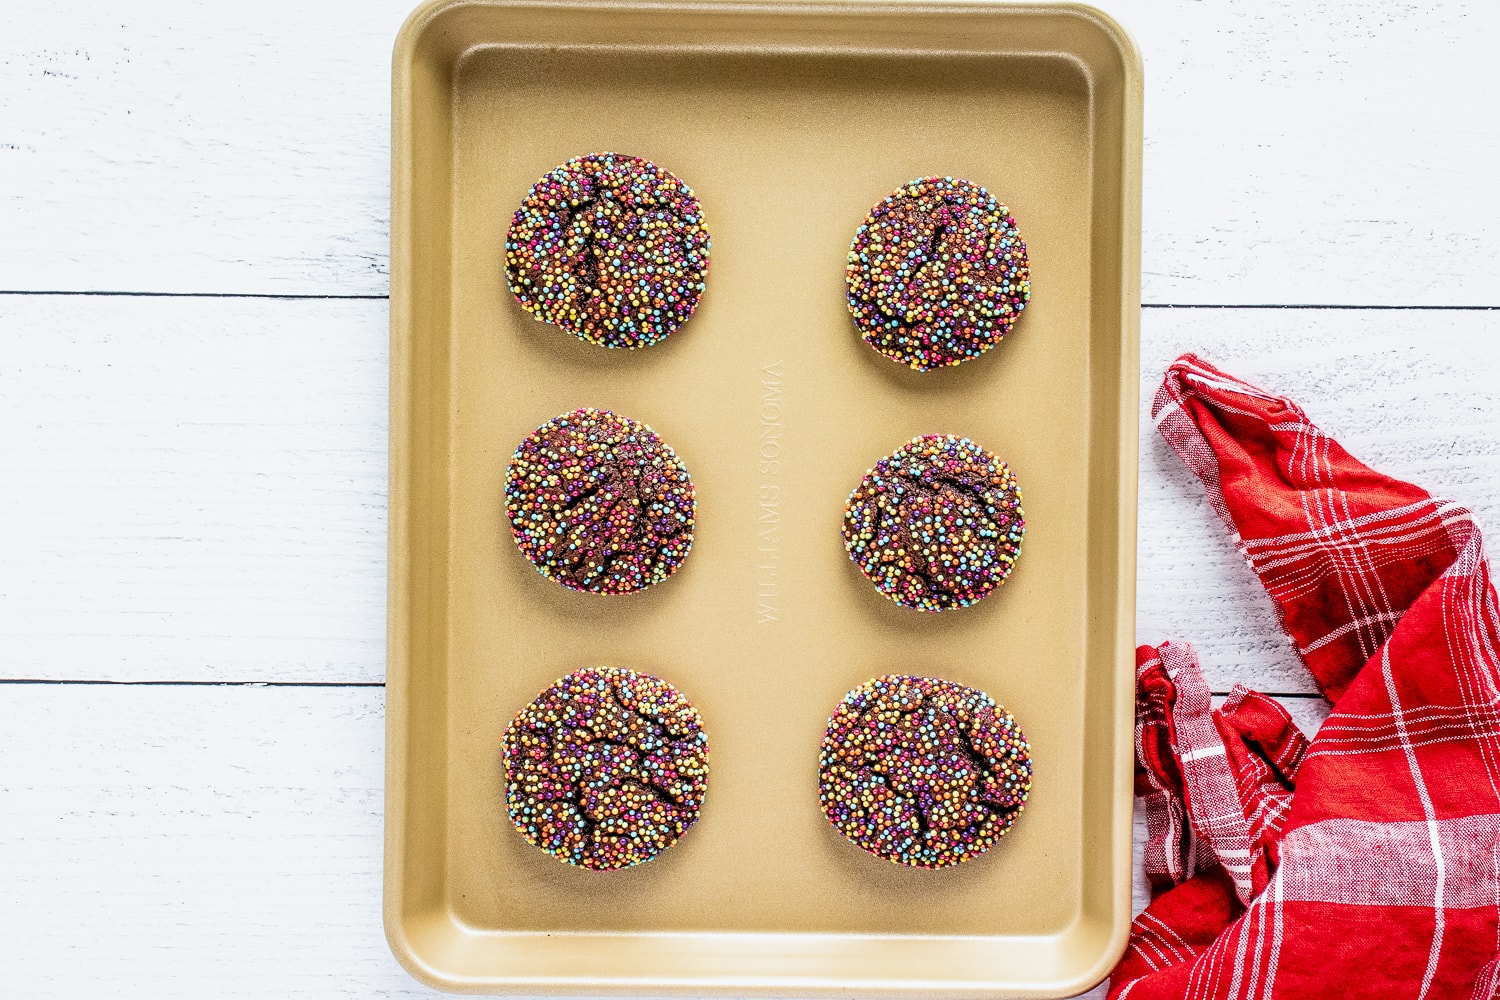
[563,188,701,299]
[883,718,1005,835]
[599,680,704,806]
[980,215,1023,287]
[560,482,604,512]
[893,469,1012,537]
[923,218,949,261]
[869,501,944,598]
[578,734,683,812]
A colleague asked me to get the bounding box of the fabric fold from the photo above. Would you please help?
[1110,355,1500,999]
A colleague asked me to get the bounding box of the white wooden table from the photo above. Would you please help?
[3,1,1498,996]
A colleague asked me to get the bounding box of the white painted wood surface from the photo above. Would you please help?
[0,296,388,684]
[1138,307,1500,695]
[0,685,417,998]
[4,297,1494,689]
[0,0,1495,996]
[0,684,1327,999]
[2,0,1499,303]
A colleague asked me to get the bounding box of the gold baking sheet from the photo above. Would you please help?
[387,1,1141,995]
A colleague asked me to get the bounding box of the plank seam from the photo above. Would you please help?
[0,290,388,300]
[0,680,1325,698]
[1,290,1498,310]
[1143,304,1500,312]
[0,679,387,688]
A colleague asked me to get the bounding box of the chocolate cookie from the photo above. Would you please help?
[505,408,695,595]
[504,666,710,871]
[845,177,1030,370]
[505,153,711,349]
[842,434,1024,612]
[819,674,1031,868]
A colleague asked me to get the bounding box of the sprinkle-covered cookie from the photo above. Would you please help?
[842,434,1024,612]
[505,408,695,595]
[504,666,710,871]
[846,177,1030,370]
[505,153,711,349]
[819,674,1031,868]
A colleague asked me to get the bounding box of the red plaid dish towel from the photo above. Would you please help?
[1109,355,1500,999]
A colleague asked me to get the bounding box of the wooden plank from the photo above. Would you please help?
[3,296,1496,685]
[2,0,1498,302]
[0,0,406,296]
[0,296,388,683]
[0,684,430,998]
[1138,307,1500,696]
[1111,0,1500,306]
[0,683,1327,998]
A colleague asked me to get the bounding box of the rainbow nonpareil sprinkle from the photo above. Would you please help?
[819,674,1031,869]
[504,667,710,871]
[846,177,1030,371]
[843,434,1025,612]
[505,153,710,349]
[505,408,695,596]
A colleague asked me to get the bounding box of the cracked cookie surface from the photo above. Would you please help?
[506,407,695,596]
[504,666,710,871]
[846,176,1030,370]
[842,434,1024,612]
[819,674,1031,868]
[505,153,710,349]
